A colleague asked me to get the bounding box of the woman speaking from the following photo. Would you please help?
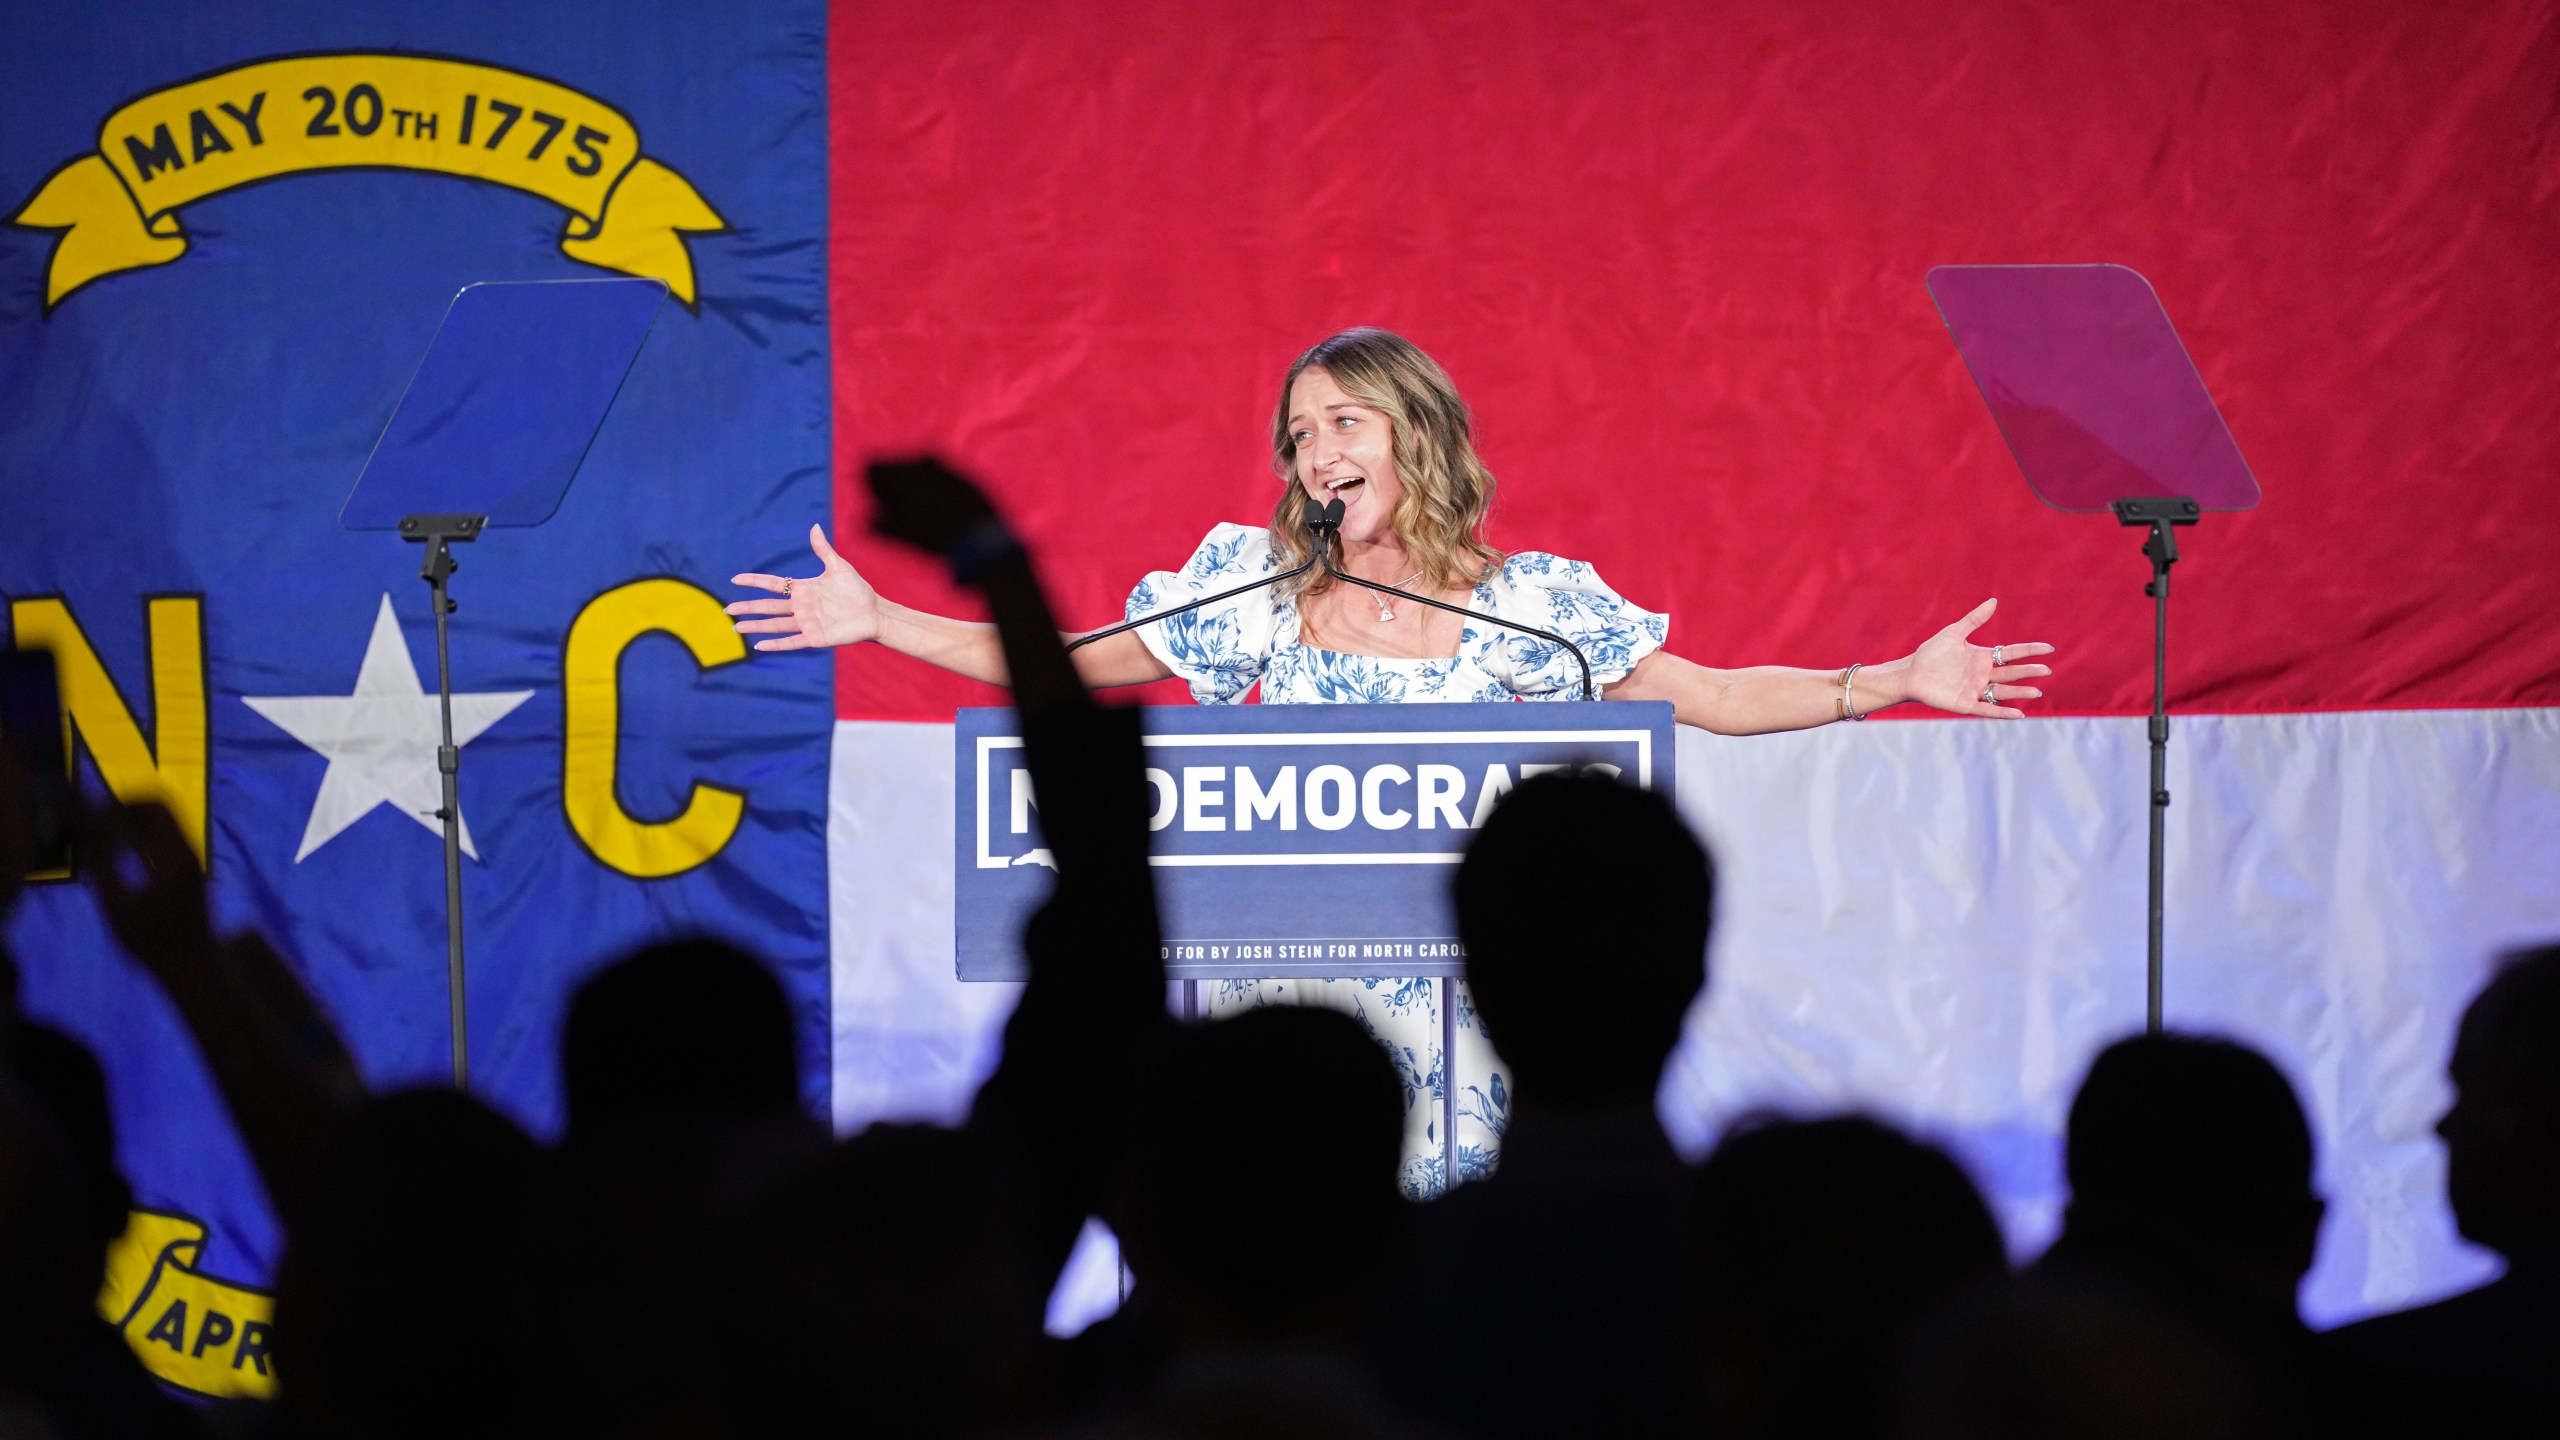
[729,328,2054,1192]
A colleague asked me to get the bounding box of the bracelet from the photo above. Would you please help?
[1836,662,1867,722]
[947,518,1025,586]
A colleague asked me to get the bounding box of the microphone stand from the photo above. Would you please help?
[1077,496,1597,702]
[1065,498,1338,1038]
[1308,507,1596,1192]
[1080,497,1596,1191]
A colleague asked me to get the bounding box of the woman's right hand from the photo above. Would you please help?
[728,524,881,651]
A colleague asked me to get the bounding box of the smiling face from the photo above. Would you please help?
[1263,328,1502,592]
[1286,366,1406,548]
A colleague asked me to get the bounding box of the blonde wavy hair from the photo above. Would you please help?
[1266,328,1503,597]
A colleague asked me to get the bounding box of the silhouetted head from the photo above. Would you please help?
[2438,941,2560,1255]
[8,1023,129,1283]
[561,936,799,1138]
[1456,770,1712,1108]
[721,1123,1043,1437]
[1126,1007,1407,1343]
[1694,1114,2007,1440]
[282,1087,540,1438]
[2057,1033,2323,1314]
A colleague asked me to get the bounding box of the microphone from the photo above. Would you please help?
[1077,496,1597,703]
[1066,497,1343,654]
[1315,530,1597,702]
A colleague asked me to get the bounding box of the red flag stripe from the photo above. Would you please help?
[828,0,2560,720]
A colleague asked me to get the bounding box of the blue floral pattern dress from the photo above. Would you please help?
[1128,523,1670,1196]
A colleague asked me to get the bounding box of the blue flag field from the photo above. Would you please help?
[0,1,827,1396]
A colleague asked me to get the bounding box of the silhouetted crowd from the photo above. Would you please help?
[1,460,2553,1438]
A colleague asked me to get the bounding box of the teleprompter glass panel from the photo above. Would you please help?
[1927,264,2258,514]
[342,277,666,530]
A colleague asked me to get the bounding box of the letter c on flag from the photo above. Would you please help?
[562,578,746,878]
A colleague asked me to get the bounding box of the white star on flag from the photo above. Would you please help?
[244,594,534,862]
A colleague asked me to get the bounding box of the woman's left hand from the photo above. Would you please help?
[1904,598,2054,719]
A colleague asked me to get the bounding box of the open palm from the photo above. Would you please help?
[727,524,880,651]
[1904,598,2054,718]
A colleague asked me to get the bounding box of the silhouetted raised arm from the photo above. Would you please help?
[79,802,365,1220]
[866,457,1168,1277]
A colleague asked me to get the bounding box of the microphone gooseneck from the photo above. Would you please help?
[1313,525,1596,702]
[1077,495,1595,704]
[1064,497,1340,654]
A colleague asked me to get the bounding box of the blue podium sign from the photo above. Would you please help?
[954,701,1677,981]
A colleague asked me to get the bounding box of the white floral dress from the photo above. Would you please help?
[1128,523,1670,1196]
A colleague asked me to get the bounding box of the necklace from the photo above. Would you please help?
[1371,570,1426,622]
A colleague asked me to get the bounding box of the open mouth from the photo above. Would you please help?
[1325,475,1366,498]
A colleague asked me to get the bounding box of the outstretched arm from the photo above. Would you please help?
[728,522,1174,689]
[1609,597,2055,734]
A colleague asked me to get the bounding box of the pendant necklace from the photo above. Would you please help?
[1372,570,1426,623]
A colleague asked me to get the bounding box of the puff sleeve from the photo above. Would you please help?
[1124,523,1286,705]
[1471,551,1670,698]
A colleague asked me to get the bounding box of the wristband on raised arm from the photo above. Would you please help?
[948,518,1026,587]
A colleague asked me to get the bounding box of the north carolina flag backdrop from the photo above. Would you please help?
[5,0,2559,1396]
[1,0,827,1395]
[820,0,2560,1331]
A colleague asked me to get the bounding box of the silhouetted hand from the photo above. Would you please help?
[79,800,213,979]
[1904,598,2055,719]
[867,456,1002,557]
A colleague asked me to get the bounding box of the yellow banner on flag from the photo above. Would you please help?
[98,1209,279,1399]
[10,52,724,308]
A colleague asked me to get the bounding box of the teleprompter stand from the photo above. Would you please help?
[343,280,667,1085]
[1928,266,2258,1034]
[2114,495,2199,1030]
[405,512,485,1087]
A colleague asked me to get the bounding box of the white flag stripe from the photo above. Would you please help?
[828,708,2560,1328]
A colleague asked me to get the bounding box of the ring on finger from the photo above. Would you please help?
[1992,645,2006,666]
[783,578,794,596]
[1980,683,1998,705]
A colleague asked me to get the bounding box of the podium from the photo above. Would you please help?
[953,699,1677,982]
[956,698,1677,1186]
